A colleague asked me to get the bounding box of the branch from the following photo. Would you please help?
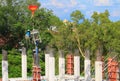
[74,28,85,58]
[75,35,85,58]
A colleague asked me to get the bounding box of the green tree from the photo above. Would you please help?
[0,0,27,49]
[71,10,84,24]
[0,0,56,77]
[91,10,111,61]
[70,10,85,58]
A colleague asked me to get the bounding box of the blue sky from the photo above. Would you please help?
[39,0,120,21]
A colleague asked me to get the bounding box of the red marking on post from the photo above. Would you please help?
[108,58,119,81]
[66,54,74,75]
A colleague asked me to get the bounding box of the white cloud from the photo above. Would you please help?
[51,0,64,8]
[94,0,113,6]
[86,10,94,17]
[40,0,88,11]
[70,0,78,7]
[111,10,120,17]
[48,0,87,10]
[79,4,86,10]
[64,9,69,13]
[41,3,50,7]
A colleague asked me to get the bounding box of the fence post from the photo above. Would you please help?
[21,47,27,80]
[74,49,80,77]
[85,60,91,81]
[95,61,102,81]
[117,63,120,81]
[108,58,119,81]
[66,54,74,75]
[84,49,91,81]
[45,47,50,81]
[48,48,55,81]
[59,50,65,80]
[2,49,8,81]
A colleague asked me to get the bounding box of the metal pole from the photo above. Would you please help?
[32,34,41,81]
[35,46,38,66]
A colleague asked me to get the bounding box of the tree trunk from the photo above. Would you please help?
[85,49,90,60]
[96,44,103,61]
[2,49,7,60]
